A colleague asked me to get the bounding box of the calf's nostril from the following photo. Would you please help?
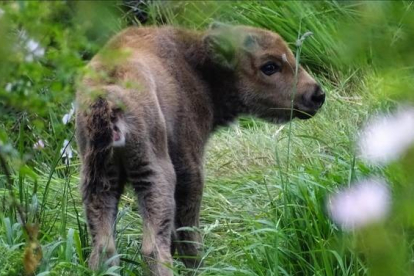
[312,92,325,105]
[311,86,325,107]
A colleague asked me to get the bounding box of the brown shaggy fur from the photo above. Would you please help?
[76,24,325,275]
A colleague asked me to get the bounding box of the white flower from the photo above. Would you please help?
[62,103,76,125]
[0,8,4,18]
[60,139,73,165]
[25,38,45,62]
[358,107,414,165]
[5,83,12,92]
[20,31,45,62]
[327,178,391,231]
[33,139,45,150]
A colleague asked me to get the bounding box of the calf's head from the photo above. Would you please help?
[205,24,325,123]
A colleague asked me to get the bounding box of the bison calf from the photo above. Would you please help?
[76,24,325,275]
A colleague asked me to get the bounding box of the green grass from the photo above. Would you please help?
[1,1,413,275]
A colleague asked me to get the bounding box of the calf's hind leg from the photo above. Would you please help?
[126,142,176,275]
[81,159,125,270]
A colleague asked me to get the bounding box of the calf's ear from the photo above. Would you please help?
[204,31,237,69]
[205,22,238,68]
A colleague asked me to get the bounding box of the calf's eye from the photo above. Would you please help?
[260,62,281,76]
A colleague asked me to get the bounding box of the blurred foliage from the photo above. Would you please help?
[0,1,123,153]
[0,2,125,274]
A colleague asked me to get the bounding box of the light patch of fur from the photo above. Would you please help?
[112,118,129,147]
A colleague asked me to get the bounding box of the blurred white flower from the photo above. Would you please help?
[327,178,391,231]
[358,107,414,165]
[0,8,4,18]
[60,139,73,165]
[19,31,45,62]
[33,139,45,150]
[25,39,45,62]
[5,83,12,92]
[62,103,76,125]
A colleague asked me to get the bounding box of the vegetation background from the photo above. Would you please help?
[0,1,414,275]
